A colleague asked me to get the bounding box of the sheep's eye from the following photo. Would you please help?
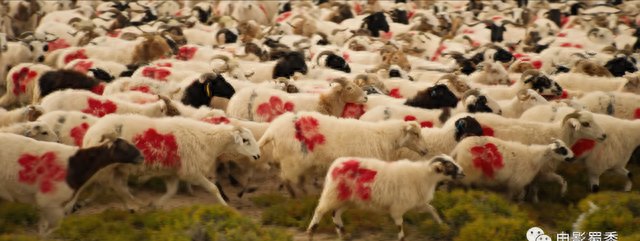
[581,122,590,127]
[42,131,48,135]
[347,87,352,90]
[243,138,249,144]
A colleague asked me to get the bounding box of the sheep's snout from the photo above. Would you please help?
[134,155,146,165]
[253,155,260,160]
[598,134,607,141]
[37,56,45,62]
[565,157,576,163]
[456,172,466,180]
[359,95,369,103]
[389,69,401,78]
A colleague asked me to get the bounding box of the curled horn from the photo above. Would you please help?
[587,28,599,36]
[502,19,524,27]
[331,28,349,35]
[44,33,59,42]
[418,31,431,40]
[521,69,540,83]
[462,88,482,101]
[211,54,231,63]
[465,20,494,27]
[359,9,374,15]
[571,53,589,59]
[18,31,35,39]
[561,111,582,125]
[462,35,474,46]
[435,73,458,85]
[517,89,531,101]
[315,50,334,66]
[99,132,120,143]
[330,77,348,87]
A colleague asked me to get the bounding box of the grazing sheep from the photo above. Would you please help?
[0,122,59,142]
[306,155,465,241]
[257,111,430,198]
[450,137,575,201]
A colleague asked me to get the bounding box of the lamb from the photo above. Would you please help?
[0,105,45,127]
[78,114,261,209]
[226,77,368,122]
[0,122,59,142]
[40,89,178,118]
[257,111,430,198]
[449,137,575,201]
[478,69,564,101]
[468,110,607,201]
[359,89,502,128]
[35,111,99,147]
[497,89,550,118]
[306,155,465,241]
[577,91,640,120]
[0,133,144,236]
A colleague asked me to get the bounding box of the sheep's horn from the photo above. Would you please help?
[244,70,255,78]
[521,69,540,82]
[561,111,582,125]
[331,28,349,35]
[18,31,35,39]
[517,89,531,101]
[462,88,482,101]
[315,50,334,66]
[571,53,589,59]
[211,55,230,62]
[286,22,297,29]
[465,20,494,27]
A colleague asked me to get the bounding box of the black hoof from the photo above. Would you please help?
[71,204,82,213]
[228,174,240,187]
[247,187,258,193]
[130,209,135,214]
[237,191,244,198]
[592,184,600,193]
[278,184,284,191]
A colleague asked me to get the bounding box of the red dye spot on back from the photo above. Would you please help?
[470,143,504,179]
[64,49,88,65]
[70,122,90,147]
[561,16,570,27]
[276,11,292,23]
[72,60,93,74]
[509,80,516,86]
[481,125,494,137]
[462,29,474,34]
[176,46,198,61]
[133,128,181,168]
[257,4,269,22]
[513,53,528,59]
[560,43,573,47]
[156,62,172,67]
[634,108,640,119]
[389,88,404,98]
[574,44,583,49]
[571,139,596,158]
[556,32,567,37]
[380,31,393,40]
[492,16,503,21]
[331,159,377,201]
[81,98,117,117]
[560,90,569,99]
[91,83,105,95]
[130,85,155,95]
[532,60,542,69]
[47,38,71,52]
[342,52,351,63]
[342,103,366,119]
[310,52,315,59]
[294,116,325,152]
[404,115,433,128]
[107,30,121,38]
[142,67,171,82]
[17,152,67,194]
[354,2,362,15]
[201,116,231,125]
[256,96,295,122]
[407,11,415,19]
[11,67,38,95]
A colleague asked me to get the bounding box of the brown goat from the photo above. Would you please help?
[435,73,472,95]
[131,34,173,64]
[354,73,389,94]
[289,15,317,38]
[324,2,354,24]
[509,61,537,73]
[570,59,614,77]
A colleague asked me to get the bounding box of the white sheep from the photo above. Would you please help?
[102,77,183,99]
[467,61,511,86]
[105,91,226,120]
[257,111,430,198]
[477,69,564,101]
[0,133,144,236]
[0,121,59,142]
[0,63,53,108]
[35,110,99,147]
[77,114,261,209]
[449,136,575,201]
[306,155,465,241]
[0,105,45,127]
[578,91,640,120]
[226,77,368,122]
[497,89,550,118]
[552,72,640,94]
[39,89,175,118]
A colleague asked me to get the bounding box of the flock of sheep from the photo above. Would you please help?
[0,0,639,240]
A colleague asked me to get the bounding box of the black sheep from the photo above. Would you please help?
[273,51,308,79]
[405,84,459,109]
[181,73,236,108]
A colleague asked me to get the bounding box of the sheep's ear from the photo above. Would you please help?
[567,118,581,130]
[433,161,444,173]
[404,121,420,133]
[329,82,343,90]
[233,130,242,143]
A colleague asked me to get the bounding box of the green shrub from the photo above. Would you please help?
[0,235,41,241]
[576,191,640,238]
[0,202,39,235]
[455,216,532,241]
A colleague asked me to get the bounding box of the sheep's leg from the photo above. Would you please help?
[185,183,195,196]
[306,201,339,241]
[151,177,180,208]
[186,174,228,206]
[587,171,601,193]
[611,167,632,192]
[297,175,308,196]
[38,207,63,237]
[223,162,241,187]
[390,211,406,241]
[417,204,443,224]
[330,206,350,239]
[537,172,567,197]
[0,184,15,202]
[280,167,300,198]
[237,167,255,198]
[111,175,140,213]
[76,184,104,208]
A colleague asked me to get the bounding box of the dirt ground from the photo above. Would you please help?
[69,167,390,241]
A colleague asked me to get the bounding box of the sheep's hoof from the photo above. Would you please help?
[71,204,82,214]
[246,187,258,193]
[237,191,244,198]
[129,209,135,214]
[278,184,284,191]
[228,175,241,187]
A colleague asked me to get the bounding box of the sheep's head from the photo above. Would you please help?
[398,121,429,156]
[354,73,389,95]
[273,77,300,94]
[548,139,575,163]
[210,55,254,80]
[570,59,613,77]
[472,62,510,85]
[380,46,411,72]
[230,126,261,161]
[23,122,59,143]
[435,73,471,99]
[405,84,459,109]
[326,2,354,23]
[452,116,484,142]
[603,56,638,77]
[516,89,550,111]
[508,61,536,73]
[430,155,465,180]
[329,77,368,104]
[289,15,317,38]
[361,12,390,37]
[620,73,640,93]
[521,69,564,97]
[237,20,262,42]
[560,111,607,142]
[132,33,173,64]
[461,89,502,115]
[316,50,350,73]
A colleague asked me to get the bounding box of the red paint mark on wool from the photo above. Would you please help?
[142,67,171,82]
[560,43,573,47]
[130,86,155,95]
[47,38,71,52]
[156,62,172,67]
[620,16,630,25]
[561,16,570,27]
[571,139,596,158]
[513,53,528,60]
[17,152,67,194]
[380,31,393,40]
[133,128,181,168]
[70,123,90,147]
[257,4,270,23]
[201,116,231,125]
[560,90,569,99]
[81,98,117,117]
[532,60,542,69]
[342,52,351,63]
[342,103,366,119]
[481,125,494,137]
[557,32,567,37]
[64,49,88,65]
[574,44,583,49]
[470,143,504,179]
[634,109,640,119]
[294,116,325,152]
[331,159,377,201]
[404,115,433,128]
[354,2,363,15]
[176,46,197,61]
[72,61,93,74]
[107,30,121,38]
[492,16,503,21]
[310,52,315,59]
[462,29,474,34]
[407,11,415,19]
[389,88,404,98]
[11,67,38,95]
[90,83,105,95]
[276,11,292,23]
[256,96,295,122]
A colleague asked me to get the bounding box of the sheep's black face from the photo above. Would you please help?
[517,0,528,8]
[604,57,638,77]
[87,68,115,83]
[554,65,571,74]
[218,29,239,44]
[430,84,459,108]
[454,116,483,142]
[526,31,542,45]
[112,3,130,12]
[530,76,553,93]
[277,2,291,15]
[459,59,478,75]
[326,54,350,73]
[141,9,158,23]
[389,69,402,78]
[470,53,484,65]
[486,24,506,43]
[195,7,211,24]
[338,5,354,20]
[532,43,551,53]
[467,96,494,113]
[205,74,236,99]
[287,51,308,74]
[362,12,390,37]
[390,9,408,24]
[493,48,514,63]
[546,9,562,28]
[432,157,464,180]
[362,85,384,95]
[112,138,145,165]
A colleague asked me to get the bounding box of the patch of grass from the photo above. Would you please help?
[0,235,41,241]
[0,202,39,235]
[577,192,640,237]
